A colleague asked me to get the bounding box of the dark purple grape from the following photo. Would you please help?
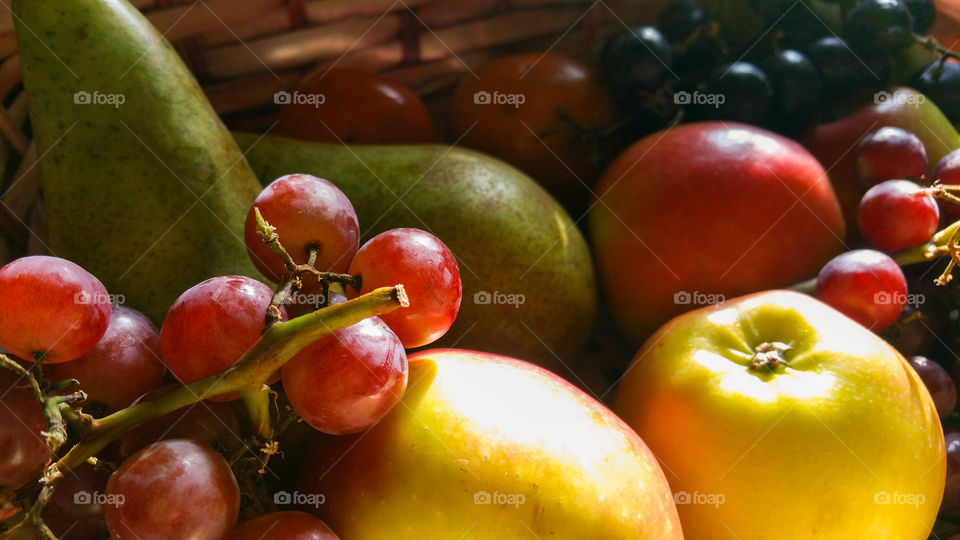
[908,356,956,419]
[695,62,773,125]
[915,62,960,124]
[903,0,936,34]
[657,0,706,42]
[762,49,821,132]
[806,37,891,96]
[600,26,673,110]
[844,0,914,55]
[942,430,960,517]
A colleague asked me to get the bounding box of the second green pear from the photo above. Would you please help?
[235,133,597,368]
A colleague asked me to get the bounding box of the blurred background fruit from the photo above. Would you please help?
[276,67,435,144]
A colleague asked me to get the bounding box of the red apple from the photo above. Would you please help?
[590,122,845,345]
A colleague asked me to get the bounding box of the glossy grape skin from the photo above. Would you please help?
[227,511,339,540]
[282,316,407,435]
[347,228,462,348]
[903,0,936,34]
[671,14,725,74]
[105,439,240,540]
[806,37,891,97]
[776,6,832,48]
[934,148,960,218]
[0,369,53,490]
[0,256,111,364]
[915,62,960,123]
[42,464,111,539]
[696,62,773,125]
[854,127,928,189]
[884,305,934,356]
[114,385,244,459]
[599,26,673,110]
[814,249,907,332]
[907,356,956,419]
[244,174,359,287]
[762,50,821,132]
[657,0,706,42]
[942,430,960,517]
[161,276,280,401]
[857,180,938,252]
[844,0,914,55]
[45,306,165,415]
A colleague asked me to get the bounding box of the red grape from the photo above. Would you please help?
[228,511,339,540]
[244,174,359,287]
[0,369,53,490]
[45,306,165,414]
[814,249,907,331]
[0,256,111,364]
[114,385,244,459]
[282,316,407,435]
[161,276,280,401]
[347,228,461,348]
[934,148,960,218]
[907,356,956,419]
[854,126,928,190]
[105,439,239,540]
[942,430,960,517]
[857,179,939,252]
[42,463,111,539]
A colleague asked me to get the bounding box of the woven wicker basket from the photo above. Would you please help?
[0,0,956,262]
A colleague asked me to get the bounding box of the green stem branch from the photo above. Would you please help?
[53,285,408,472]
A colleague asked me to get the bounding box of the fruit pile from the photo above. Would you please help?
[3,0,960,539]
[0,170,461,538]
[599,0,955,134]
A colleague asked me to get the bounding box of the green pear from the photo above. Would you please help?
[234,133,596,368]
[804,87,960,233]
[14,0,262,323]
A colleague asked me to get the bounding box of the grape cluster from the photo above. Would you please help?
[600,0,936,135]
[804,124,960,520]
[0,173,464,538]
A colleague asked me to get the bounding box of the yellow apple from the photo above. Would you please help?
[298,348,682,539]
[614,290,945,539]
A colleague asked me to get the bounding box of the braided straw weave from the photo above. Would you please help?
[0,0,956,261]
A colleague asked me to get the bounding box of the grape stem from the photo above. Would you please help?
[52,284,408,473]
[787,218,960,295]
[254,208,362,331]
[913,33,960,67]
[0,355,74,452]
